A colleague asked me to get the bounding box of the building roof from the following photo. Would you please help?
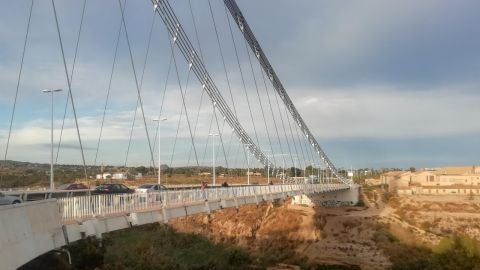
[436,166,478,175]
[381,171,404,177]
[413,170,441,176]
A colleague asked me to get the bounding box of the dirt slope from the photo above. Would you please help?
[170,200,390,269]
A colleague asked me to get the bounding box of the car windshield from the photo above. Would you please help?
[138,184,153,189]
[96,185,111,190]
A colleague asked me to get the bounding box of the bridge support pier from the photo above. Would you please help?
[292,185,360,207]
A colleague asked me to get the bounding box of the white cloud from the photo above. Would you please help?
[293,85,480,139]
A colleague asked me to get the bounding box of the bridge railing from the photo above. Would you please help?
[58,183,349,222]
[3,183,281,202]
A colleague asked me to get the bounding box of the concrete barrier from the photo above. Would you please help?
[0,200,65,270]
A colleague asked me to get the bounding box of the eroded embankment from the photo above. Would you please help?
[170,199,390,269]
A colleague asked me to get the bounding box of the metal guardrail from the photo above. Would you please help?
[3,189,92,201]
[2,183,283,201]
[58,183,348,221]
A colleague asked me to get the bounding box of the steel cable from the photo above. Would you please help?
[3,0,34,165]
[93,0,124,167]
[117,0,155,168]
[54,0,87,164]
[51,0,88,179]
[123,3,157,168]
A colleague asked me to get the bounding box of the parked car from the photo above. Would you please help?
[135,184,167,193]
[92,184,134,195]
[0,192,22,205]
[57,183,89,190]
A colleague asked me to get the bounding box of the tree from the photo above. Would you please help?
[290,167,300,177]
[136,166,148,174]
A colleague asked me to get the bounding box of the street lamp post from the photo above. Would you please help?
[311,163,315,179]
[209,133,219,186]
[265,149,272,184]
[317,164,320,183]
[267,161,270,184]
[243,144,252,185]
[271,153,287,184]
[153,117,167,185]
[42,89,62,190]
[293,156,297,181]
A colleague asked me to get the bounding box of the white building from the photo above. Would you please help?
[96,173,111,180]
[112,173,127,180]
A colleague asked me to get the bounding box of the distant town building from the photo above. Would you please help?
[381,166,480,195]
[398,185,480,196]
[380,171,407,192]
[364,178,382,186]
[96,172,128,180]
[96,173,111,180]
[112,173,127,180]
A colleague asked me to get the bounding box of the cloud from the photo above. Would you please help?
[1,1,480,168]
[39,143,96,151]
[294,85,480,139]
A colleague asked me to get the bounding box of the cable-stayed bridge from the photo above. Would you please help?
[0,0,358,269]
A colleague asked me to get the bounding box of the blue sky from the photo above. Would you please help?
[0,0,479,169]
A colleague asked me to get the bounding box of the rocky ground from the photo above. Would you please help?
[170,199,390,270]
[385,194,480,243]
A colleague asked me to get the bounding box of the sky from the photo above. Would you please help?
[0,0,479,169]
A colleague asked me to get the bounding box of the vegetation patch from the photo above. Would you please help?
[21,224,252,270]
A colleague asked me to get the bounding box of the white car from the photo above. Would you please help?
[0,192,22,205]
[135,184,167,193]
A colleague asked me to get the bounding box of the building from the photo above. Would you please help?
[409,171,438,186]
[112,173,127,180]
[398,185,480,196]
[96,173,111,180]
[387,165,480,196]
[380,171,408,192]
[95,172,128,180]
[364,178,382,186]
